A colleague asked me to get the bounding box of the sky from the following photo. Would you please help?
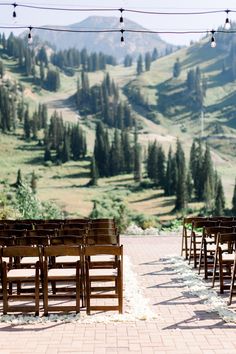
[2,0,236,45]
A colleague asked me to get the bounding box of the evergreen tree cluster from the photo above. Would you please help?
[44,111,86,163]
[51,48,116,72]
[93,122,135,178]
[124,85,150,111]
[124,48,159,70]
[76,72,134,129]
[2,32,35,77]
[0,84,17,132]
[23,104,48,140]
[146,138,226,213]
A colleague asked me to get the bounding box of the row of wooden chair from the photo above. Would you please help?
[0,218,116,231]
[0,218,123,315]
[0,244,123,316]
[181,216,236,304]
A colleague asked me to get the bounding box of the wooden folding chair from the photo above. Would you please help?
[229,251,236,304]
[189,220,219,268]
[198,226,233,278]
[1,245,43,315]
[43,245,82,315]
[181,217,207,260]
[84,245,123,315]
[212,233,236,293]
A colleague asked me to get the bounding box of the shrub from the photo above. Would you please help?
[131,213,160,229]
[89,193,131,232]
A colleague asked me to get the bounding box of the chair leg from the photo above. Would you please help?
[118,266,123,314]
[229,256,236,305]
[85,264,90,315]
[198,236,204,275]
[219,252,224,294]
[2,263,8,315]
[212,249,218,288]
[35,267,40,316]
[43,265,48,316]
[203,239,208,279]
[188,232,193,264]
[76,266,80,314]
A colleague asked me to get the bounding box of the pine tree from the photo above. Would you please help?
[44,145,52,162]
[122,130,133,173]
[89,156,98,186]
[145,52,151,71]
[30,171,37,194]
[151,48,158,61]
[157,145,166,189]
[202,144,214,209]
[109,129,122,176]
[94,122,110,177]
[164,147,172,196]
[232,178,236,215]
[214,178,225,216]
[173,58,181,78]
[175,139,186,211]
[136,54,143,75]
[133,126,142,182]
[24,108,31,139]
[124,55,132,67]
[61,132,70,163]
[15,169,23,188]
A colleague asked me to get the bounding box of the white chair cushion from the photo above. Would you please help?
[91,255,114,262]
[7,269,36,279]
[48,268,77,277]
[21,257,39,264]
[56,256,80,263]
[89,268,117,276]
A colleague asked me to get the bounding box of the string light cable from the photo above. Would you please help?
[0,3,234,15]
[0,3,236,47]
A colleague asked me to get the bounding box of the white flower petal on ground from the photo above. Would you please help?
[165,255,236,324]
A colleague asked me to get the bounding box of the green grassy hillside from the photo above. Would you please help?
[1,35,236,221]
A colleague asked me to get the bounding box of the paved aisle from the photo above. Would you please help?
[0,234,236,354]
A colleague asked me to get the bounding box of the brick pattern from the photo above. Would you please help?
[0,234,235,353]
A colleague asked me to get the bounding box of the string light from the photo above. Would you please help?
[28,26,33,45]
[210,30,216,48]
[120,29,125,47]
[224,9,231,30]
[12,3,17,19]
[119,8,124,29]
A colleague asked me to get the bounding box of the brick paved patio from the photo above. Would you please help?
[0,234,236,354]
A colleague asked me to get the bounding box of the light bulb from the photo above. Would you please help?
[12,3,17,21]
[211,37,216,48]
[120,36,125,47]
[28,27,33,45]
[225,18,231,30]
[119,16,124,29]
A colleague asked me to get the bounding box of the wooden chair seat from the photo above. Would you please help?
[20,256,39,265]
[48,268,78,278]
[7,268,37,279]
[89,268,117,277]
[54,255,80,264]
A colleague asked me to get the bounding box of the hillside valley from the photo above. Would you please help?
[1,23,236,223]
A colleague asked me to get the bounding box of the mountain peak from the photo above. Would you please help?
[33,16,178,60]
